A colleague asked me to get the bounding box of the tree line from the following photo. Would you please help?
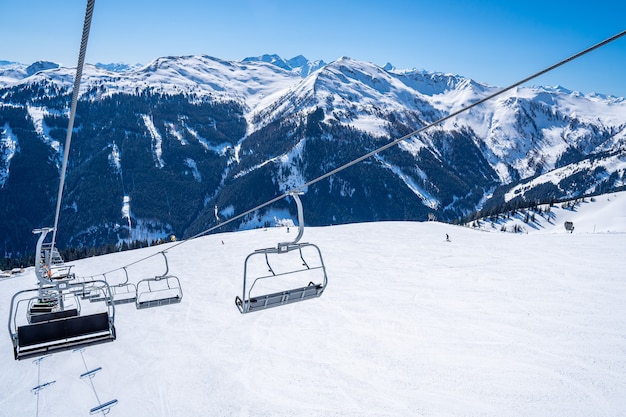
[1,237,174,271]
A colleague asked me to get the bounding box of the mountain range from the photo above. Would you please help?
[1,54,625,257]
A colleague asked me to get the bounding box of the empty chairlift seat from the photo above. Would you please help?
[235,192,328,314]
[135,252,183,309]
[104,268,137,306]
[109,283,137,305]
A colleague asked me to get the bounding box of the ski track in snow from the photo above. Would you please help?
[1,195,626,416]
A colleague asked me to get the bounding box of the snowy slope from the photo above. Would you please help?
[470,191,626,234]
[246,56,626,186]
[1,193,625,417]
[0,56,302,116]
[0,61,59,85]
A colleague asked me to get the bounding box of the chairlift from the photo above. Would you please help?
[235,192,328,314]
[9,280,116,360]
[107,268,137,305]
[85,276,110,303]
[135,251,183,309]
[7,228,116,360]
[70,278,98,300]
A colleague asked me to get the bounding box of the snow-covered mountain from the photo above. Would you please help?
[0,60,60,85]
[94,62,141,72]
[0,54,625,257]
[1,192,625,416]
[241,53,326,77]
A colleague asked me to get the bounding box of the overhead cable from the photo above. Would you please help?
[51,0,96,248]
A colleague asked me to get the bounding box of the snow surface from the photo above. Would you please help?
[0,123,19,187]
[25,106,61,154]
[1,193,626,417]
[142,114,165,169]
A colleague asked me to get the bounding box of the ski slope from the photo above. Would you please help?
[1,192,625,416]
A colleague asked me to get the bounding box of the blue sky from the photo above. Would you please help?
[2,0,626,97]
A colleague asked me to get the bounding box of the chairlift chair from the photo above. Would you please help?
[7,228,116,360]
[85,278,110,303]
[107,268,137,305]
[235,192,328,314]
[8,280,116,360]
[135,251,183,309]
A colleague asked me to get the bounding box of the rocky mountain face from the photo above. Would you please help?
[1,55,625,256]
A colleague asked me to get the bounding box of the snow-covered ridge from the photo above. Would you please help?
[2,53,626,192]
[241,53,326,77]
[0,60,60,85]
[0,55,317,116]
[4,54,625,121]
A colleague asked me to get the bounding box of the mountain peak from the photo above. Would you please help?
[242,53,291,70]
[241,54,326,77]
[0,60,18,67]
[95,62,140,72]
[25,61,59,76]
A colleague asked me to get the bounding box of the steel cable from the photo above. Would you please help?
[51,0,96,248]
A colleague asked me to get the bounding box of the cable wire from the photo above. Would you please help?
[95,29,626,276]
[51,0,96,248]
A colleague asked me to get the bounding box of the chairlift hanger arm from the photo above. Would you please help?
[158,251,171,278]
[289,192,305,245]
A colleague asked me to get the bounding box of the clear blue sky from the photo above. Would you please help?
[2,0,626,97]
